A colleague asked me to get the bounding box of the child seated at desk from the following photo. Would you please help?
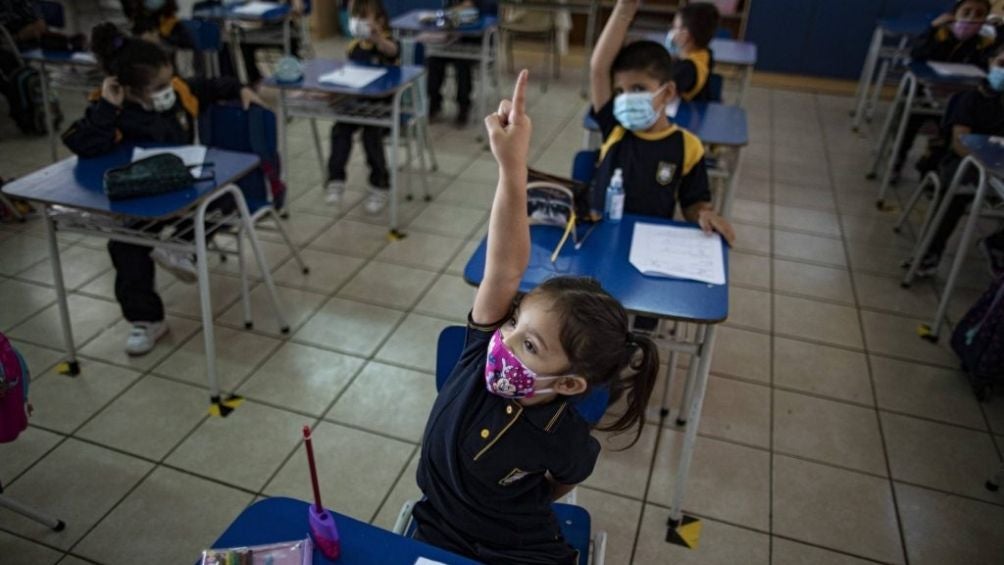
[61,23,264,355]
[891,0,1003,182]
[664,1,719,102]
[426,0,498,127]
[590,0,734,243]
[324,0,398,213]
[120,0,193,51]
[903,44,1004,278]
[414,69,660,565]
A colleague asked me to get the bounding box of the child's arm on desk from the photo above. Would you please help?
[590,0,638,113]
[472,70,532,326]
[685,201,736,245]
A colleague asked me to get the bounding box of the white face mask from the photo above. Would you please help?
[348,17,372,39]
[149,85,176,112]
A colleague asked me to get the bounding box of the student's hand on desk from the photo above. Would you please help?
[101,77,124,107]
[486,69,532,172]
[698,209,736,246]
[240,87,268,110]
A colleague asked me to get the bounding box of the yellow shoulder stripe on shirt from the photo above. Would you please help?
[160,15,178,38]
[682,49,711,101]
[680,127,705,175]
[599,125,627,162]
[171,77,199,117]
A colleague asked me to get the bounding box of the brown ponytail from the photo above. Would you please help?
[529,276,660,448]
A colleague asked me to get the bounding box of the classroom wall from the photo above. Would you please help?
[746,0,952,79]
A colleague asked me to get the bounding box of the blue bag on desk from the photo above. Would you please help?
[0,332,31,444]
[951,274,1004,401]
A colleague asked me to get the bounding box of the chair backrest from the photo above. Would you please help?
[572,149,599,186]
[36,0,65,29]
[198,103,281,210]
[179,18,222,53]
[708,72,724,103]
[434,325,610,425]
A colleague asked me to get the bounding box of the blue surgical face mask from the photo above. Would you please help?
[664,29,681,57]
[988,66,1004,92]
[614,91,661,131]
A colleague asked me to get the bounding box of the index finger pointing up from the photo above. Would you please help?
[511,69,528,117]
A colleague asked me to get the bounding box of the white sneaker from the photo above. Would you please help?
[325,180,346,205]
[151,248,197,284]
[125,321,168,356]
[364,188,389,214]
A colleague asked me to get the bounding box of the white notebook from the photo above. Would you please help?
[927,62,986,78]
[133,145,208,178]
[318,66,387,89]
[232,1,281,16]
[629,222,726,285]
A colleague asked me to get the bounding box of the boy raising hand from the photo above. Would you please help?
[590,0,734,244]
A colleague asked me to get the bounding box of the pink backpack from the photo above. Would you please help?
[0,332,31,443]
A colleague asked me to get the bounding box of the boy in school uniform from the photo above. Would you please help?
[324,0,398,213]
[665,1,719,102]
[590,0,734,242]
[891,0,1002,181]
[905,45,1004,277]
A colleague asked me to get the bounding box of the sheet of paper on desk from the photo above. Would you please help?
[70,52,96,63]
[232,1,281,15]
[318,66,388,88]
[629,222,726,285]
[414,558,448,565]
[133,145,208,178]
[927,62,986,78]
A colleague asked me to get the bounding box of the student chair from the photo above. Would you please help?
[500,5,560,92]
[198,102,309,329]
[708,72,724,103]
[393,326,608,565]
[180,18,224,79]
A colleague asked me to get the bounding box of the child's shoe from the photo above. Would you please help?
[151,248,197,283]
[125,321,168,356]
[325,180,346,205]
[364,188,389,214]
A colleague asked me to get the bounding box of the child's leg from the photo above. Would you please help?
[892,114,932,176]
[240,42,262,85]
[328,122,358,182]
[454,60,474,120]
[427,57,447,115]
[926,193,973,258]
[108,240,164,323]
[360,126,390,189]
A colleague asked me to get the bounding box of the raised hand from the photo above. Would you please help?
[485,69,532,172]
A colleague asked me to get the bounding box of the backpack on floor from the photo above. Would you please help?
[5,65,63,136]
[950,275,1004,401]
[0,332,31,443]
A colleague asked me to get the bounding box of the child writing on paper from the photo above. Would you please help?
[590,0,735,243]
[664,1,719,102]
[61,23,265,356]
[324,0,398,214]
[414,70,660,564]
[889,0,1003,182]
[902,44,1004,278]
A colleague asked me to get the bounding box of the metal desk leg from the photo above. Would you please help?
[228,185,290,334]
[737,64,751,108]
[389,87,405,239]
[921,160,988,341]
[668,323,718,527]
[876,72,916,208]
[902,156,975,287]
[866,36,909,124]
[193,199,226,414]
[283,16,292,56]
[38,61,58,163]
[719,148,741,218]
[44,209,79,376]
[852,26,883,128]
[675,324,706,426]
[581,0,598,99]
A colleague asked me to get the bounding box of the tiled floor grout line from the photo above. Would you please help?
[814,93,912,565]
[766,87,777,565]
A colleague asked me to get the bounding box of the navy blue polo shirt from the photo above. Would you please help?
[414,315,600,563]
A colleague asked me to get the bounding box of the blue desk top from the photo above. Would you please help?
[193,2,290,22]
[583,102,748,147]
[1,145,259,219]
[877,13,936,36]
[962,134,1004,179]
[637,32,757,66]
[21,48,97,66]
[908,60,986,88]
[210,497,479,565]
[265,59,424,97]
[391,9,498,35]
[464,216,730,323]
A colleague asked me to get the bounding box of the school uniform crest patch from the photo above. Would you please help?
[499,467,531,486]
[656,161,677,185]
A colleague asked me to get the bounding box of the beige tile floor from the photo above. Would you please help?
[2,39,1004,565]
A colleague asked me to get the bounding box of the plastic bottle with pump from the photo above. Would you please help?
[605,168,625,222]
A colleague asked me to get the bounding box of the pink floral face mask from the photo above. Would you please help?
[951,20,984,41]
[484,329,560,399]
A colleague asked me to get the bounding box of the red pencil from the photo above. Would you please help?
[302,425,323,512]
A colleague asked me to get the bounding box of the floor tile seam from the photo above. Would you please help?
[812,94,910,565]
[766,90,777,560]
[366,444,422,525]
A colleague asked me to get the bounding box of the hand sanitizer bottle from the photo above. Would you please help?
[605,168,625,223]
